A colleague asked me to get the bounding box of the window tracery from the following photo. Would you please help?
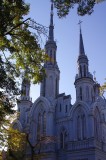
[80,65,82,77]
[94,108,101,140]
[60,128,67,149]
[43,111,46,135]
[77,110,86,140]
[84,65,86,77]
[37,108,47,140]
[37,113,41,140]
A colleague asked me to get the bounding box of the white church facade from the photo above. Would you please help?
[14,2,106,160]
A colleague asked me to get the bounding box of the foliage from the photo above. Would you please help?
[53,0,105,17]
[0,114,57,160]
[0,55,19,125]
[0,113,27,160]
[100,81,106,96]
[8,129,26,152]
[0,0,47,84]
[0,114,16,150]
[0,0,47,138]
[7,128,26,160]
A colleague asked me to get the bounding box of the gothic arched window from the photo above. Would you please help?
[77,115,81,140]
[77,113,86,140]
[82,114,86,139]
[60,129,67,149]
[94,108,101,140]
[84,65,86,77]
[37,113,41,140]
[80,65,82,77]
[43,112,46,135]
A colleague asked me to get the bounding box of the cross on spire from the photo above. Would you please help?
[78,20,83,26]
[78,20,83,33]
[78,20,85,55]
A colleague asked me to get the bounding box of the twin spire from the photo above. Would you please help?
[48,4,85,55]
[48,0,54,41]
[79,21,85,56]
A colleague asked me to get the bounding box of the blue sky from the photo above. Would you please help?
[25,0,106,104]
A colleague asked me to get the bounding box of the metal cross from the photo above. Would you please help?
[78,20,83,25]
[78,20,83,29]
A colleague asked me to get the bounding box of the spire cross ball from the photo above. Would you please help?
[78,20,83,31]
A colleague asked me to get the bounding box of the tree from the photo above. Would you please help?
[53,0,105,17]
[100,81,106,96]
[0,113,27,160]
[0,0,47,84]
[1,121,56,160]
[7,128,26,160]
[0,0,47,126]
[0,0,48,152]
[0,55,19,125]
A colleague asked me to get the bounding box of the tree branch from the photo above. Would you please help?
[3,18,31,36]
[2,51,19,76]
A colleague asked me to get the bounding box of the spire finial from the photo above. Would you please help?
[93,71,97,81]
[48,0,54,41]
[78,20,82,33]
[78,20,85,55]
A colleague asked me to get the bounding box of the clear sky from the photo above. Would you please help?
[25,0,106,104]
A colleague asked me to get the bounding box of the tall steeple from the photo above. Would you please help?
[45,0,57,66]
[40,1,60,100]
[74,24,95,103]
[77,23,89,78]
[79,26,85,56]
[49,0,54,41]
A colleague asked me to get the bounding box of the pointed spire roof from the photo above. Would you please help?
[77,21,88,66]
[48,0,54,41]
[45,0,58,68]
[79,23,85,56]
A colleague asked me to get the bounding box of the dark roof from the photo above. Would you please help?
[57,93,65,98]
[63,95,71,99]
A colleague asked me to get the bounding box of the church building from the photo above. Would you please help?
[14,1,106,160]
